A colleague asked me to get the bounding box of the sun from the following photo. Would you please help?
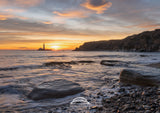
[51,45,60,50]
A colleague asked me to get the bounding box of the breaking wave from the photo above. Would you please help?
[0,60,95,71]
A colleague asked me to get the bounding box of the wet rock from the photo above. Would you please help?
[91,106,103,111]
[101,60,120,63]
[145,110,151,113]
[43,61,75,66]
[28,79,85,100]
[105,99,111,104]
[118,88,126,92]
[100,60,119,66]
[140,55,148,57]
[76,61,95,64]
[100,60,128,67]
[147,62,160,69]
[143,105,151,110]
[43,60,94,66]
[119,69,160,86]
[122,104,130,111]
[102,86,159,113]
[0,85,26,94]
[142,91,152,96]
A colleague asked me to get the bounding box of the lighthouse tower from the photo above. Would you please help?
[43,43,45,50]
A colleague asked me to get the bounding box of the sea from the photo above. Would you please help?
[0,50,160,111]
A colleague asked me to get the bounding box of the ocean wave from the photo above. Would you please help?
[47,55,68,58]
[0,65,43,71]
[0,60,95,71]
[4,55,25,58]
[43,60,95,66]
[76,55,123,58]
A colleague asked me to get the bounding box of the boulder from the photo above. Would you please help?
[119,69,160,86]
[28,79,85,100]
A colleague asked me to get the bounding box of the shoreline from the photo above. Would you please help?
[0,54,159,113]
[6,84,159,113]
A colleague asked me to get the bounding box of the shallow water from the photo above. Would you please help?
[0,50,160,111]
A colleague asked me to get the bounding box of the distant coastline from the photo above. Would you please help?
[38,49,52,51]
[74,29,160,52]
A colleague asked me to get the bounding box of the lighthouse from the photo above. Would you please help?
[38,43,51,51]
[43,43,45,50]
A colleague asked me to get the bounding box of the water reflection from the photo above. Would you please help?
[0,50,159,111]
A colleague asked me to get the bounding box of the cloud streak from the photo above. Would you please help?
[81,0,112,14]
[0,0,44,7]
[0,0,160,50]
[0,13,27,20]
[53,11,87,18]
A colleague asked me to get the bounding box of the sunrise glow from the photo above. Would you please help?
[0,0,159,50]
[51,45,60,50]
[0,1,160,112]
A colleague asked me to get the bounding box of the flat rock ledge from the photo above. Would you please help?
[28,79,85,100]
[120,69,160,86]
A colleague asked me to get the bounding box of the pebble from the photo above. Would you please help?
[145,110,151,113]
[102,86,159,113]
[3,82,159,113]
[122,104,130,111]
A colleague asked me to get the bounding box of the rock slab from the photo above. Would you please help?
[119,69,160,86]
[28,79,85,100]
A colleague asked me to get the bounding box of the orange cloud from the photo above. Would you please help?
[14,0,44,7]
[0,14,28,20]
[3,8,25,13]
[81,0,112,14]
[0,15,12,20]
[53,11,87,18]
[0,0,44,7]
[42,21,53,24]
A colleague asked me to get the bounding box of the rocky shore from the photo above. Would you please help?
[0,61,159,113]
[102,85,160,113]
[102,62,160,113]
[11,85,159,113]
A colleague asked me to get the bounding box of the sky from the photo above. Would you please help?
[0,0,160,50]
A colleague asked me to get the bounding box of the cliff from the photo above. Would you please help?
[74,29,160,52]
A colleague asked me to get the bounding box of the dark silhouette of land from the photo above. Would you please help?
[74,29,160,52]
